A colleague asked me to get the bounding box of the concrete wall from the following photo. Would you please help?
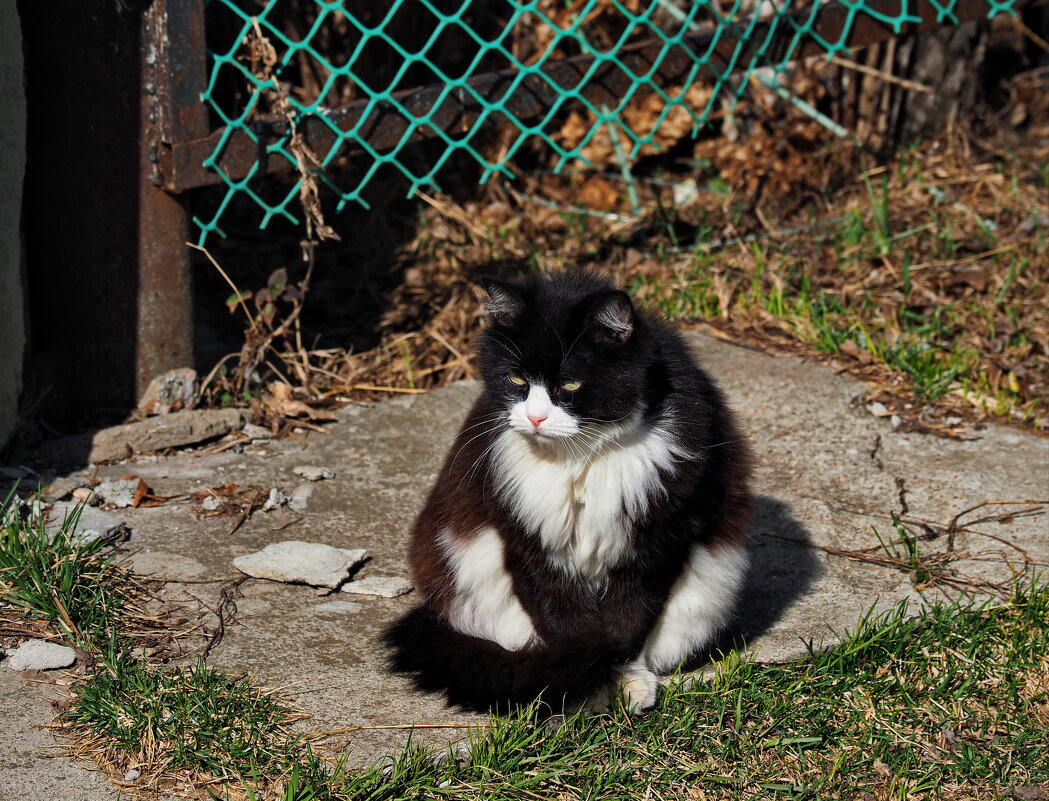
[0,2,26,448]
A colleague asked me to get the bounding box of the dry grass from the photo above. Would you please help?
[204,94,1047,439]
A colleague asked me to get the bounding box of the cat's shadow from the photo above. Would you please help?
[686,494,822,669]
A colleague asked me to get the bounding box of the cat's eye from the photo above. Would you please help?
[561,379,582,392]
[507,373,527,386]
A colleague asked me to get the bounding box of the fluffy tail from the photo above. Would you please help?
[383,605,627,713]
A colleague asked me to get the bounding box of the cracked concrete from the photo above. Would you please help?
[2,332,1046,795]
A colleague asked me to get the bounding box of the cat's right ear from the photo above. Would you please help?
[481,279,525,326]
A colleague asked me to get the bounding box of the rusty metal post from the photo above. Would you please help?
[137,0,209,396]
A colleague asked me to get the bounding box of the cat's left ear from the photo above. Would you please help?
[481,279,526,326]
[587,291,634,343]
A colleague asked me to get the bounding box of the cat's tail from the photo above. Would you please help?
[383,604,626,713]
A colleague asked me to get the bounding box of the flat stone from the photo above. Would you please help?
[34,408,246,465]
[201,495,222,511]
[288,483,313,511]
[293,465,336,481]
[313,600,362,615]
[233,541,368,589]
[46,502,124,545]
[341,575,413,598]
[5,640,76,672]
[94,478,140,508]
[42,476,87,501]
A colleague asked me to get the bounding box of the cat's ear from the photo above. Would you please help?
[481,279,525,326]
[587,291,634,343]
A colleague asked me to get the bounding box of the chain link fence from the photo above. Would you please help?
[195,0,1020,242]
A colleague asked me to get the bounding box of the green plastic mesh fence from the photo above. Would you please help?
[196,0,1016,243]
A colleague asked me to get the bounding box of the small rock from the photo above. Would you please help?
[262,488,286,512]
[41,407,246,464]
[5,639,77,671]
[432,741,472,768]
[293,465,336,482]
[890,414,902,430]
[341,576,413,598]
[201,496,222,512]
[866,401,888,417]
[123,768,142,783]
[242,423,273,442]
[233,541,368,588]
[137,368,198,416]
[313,600,362,615]
[44,476,88,501]
[71,487,99,506]
[94,478,141,508]
[671,177,699,206]
[288,483,313,512]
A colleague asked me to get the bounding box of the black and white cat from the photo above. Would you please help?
[385,271,752,713]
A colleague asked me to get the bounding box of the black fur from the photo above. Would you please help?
[384,271,752,712]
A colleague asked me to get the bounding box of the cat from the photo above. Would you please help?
[384,271,752,713]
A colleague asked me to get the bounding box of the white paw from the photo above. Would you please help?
[585,664,659,714]
[619,665,658,713]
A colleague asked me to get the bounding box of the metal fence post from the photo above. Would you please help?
[137,0,209,397]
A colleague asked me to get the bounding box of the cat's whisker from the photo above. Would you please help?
[487,329,522,359]
[448,419,507,472]
[455,412,507,435]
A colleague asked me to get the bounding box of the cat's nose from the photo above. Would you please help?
[527,414,547,429]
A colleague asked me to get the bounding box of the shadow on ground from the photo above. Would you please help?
[688,494,822,668]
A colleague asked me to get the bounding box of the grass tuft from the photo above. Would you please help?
[0,490,129,645]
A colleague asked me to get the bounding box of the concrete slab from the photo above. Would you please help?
[3,332,1047,795]
[0,669,130,801]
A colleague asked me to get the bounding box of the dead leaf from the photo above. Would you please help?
[263,382,337,422]
[841,339,875,364]
[128,477,150,509]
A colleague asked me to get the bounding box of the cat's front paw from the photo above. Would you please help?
[585,664,659,714]
[619,664,658,713]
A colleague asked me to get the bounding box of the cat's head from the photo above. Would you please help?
[477,272,653,441]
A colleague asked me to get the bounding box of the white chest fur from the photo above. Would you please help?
[491,419,687,581]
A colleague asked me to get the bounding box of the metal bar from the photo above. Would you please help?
[139,0,194,396]
[152,0,210,146]
[161,0,1023,191]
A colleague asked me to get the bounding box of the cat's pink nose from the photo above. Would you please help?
[527,414,547,429]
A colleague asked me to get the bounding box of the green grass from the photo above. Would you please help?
[64,643,321,788]
[268,586,1049,801]
[0,494,317,796]
[3,493,1046,801]
[0,492,130,645]
[626,142,1047,426]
